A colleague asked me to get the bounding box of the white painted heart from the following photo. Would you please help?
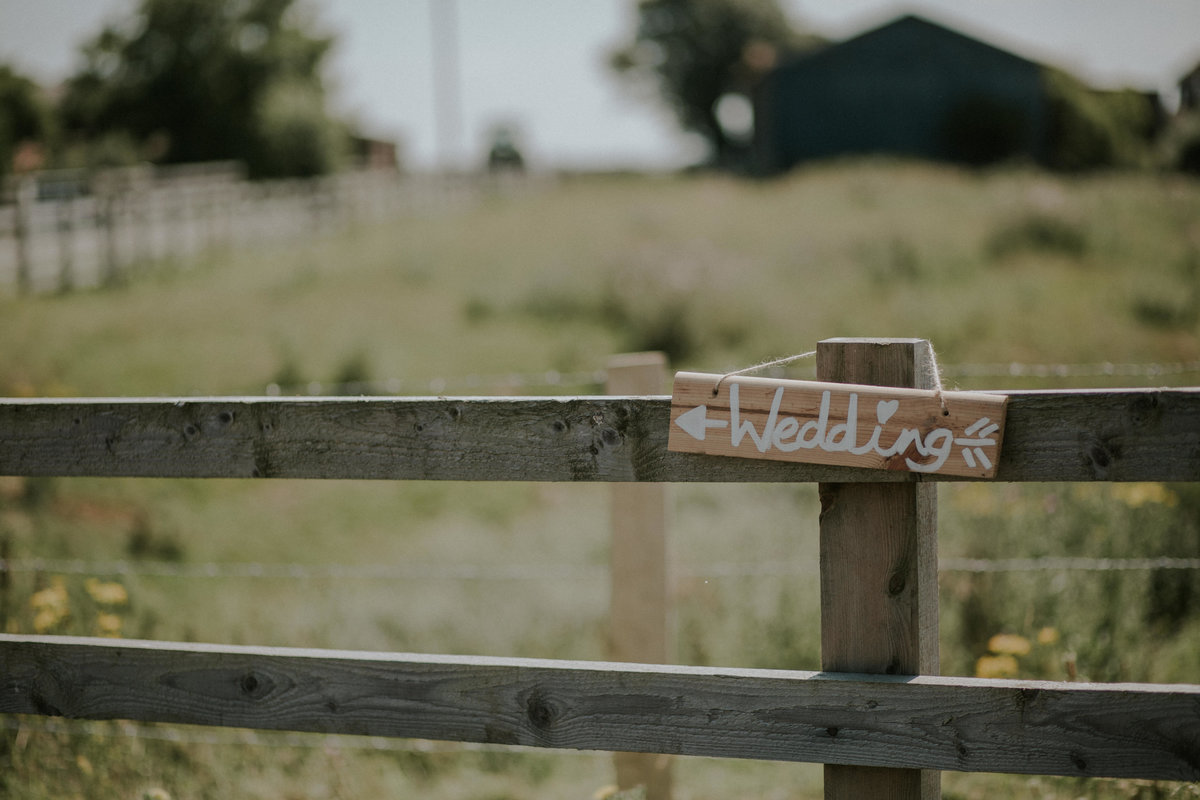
[876,399,899,425]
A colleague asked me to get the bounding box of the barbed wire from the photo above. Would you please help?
[4,556,1197,582]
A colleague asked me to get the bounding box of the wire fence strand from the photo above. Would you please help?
[257,360,1200,397]
[0,715,580,756]
[4,556,1198,582]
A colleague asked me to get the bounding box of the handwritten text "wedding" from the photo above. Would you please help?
[718,383,999,473]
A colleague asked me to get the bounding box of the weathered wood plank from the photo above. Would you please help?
[607,353,674,800]
[817,338,940,799]
[669,371,1007,478]
[1,389,1198,482]
[2,635,1198,781]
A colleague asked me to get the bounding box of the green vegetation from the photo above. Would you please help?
[0,64,53,176]
[2,162,1200,798]
[27,0,346,177]
[609,0,823,165]
[1042,69,1161,171]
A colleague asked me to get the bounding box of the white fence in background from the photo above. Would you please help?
[0,164,496,294]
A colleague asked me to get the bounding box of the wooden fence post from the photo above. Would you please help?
[56,196,75,293]
[14,176,35,295]
[99,179,121,287]
[0,530,9,633]
[607,352,672,800]
[817,338,940,800]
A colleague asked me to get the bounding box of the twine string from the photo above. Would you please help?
[712,351,816,396]
[925,342,950,415]
[712,345,950,414]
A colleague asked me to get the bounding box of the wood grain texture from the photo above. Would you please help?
[0,389,1198,482]
[816,340,940,679]
[607,353,673,799]
[668,372,1007,478]
[2,634,1198,781]
[817,339,940,799]
[608,353,671,665]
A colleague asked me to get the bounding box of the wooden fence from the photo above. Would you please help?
[1,338,1199,799]
[0,164,486,294]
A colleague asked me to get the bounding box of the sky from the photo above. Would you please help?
[1,0,1198,171]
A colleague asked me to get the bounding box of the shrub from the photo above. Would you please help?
[1131,250,1200,330]
[251,79,346,179]
[516,268,745,365]
[985,212,1088,261]
[1041,69,1154,171]
[941,483,1200,684]
[1162,112,1200,175]
[270,351,305,393]
[126,516,185,561]
[333,348,373,394]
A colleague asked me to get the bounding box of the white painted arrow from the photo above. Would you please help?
[674,405,729,442]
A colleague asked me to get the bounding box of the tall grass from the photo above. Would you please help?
[2,162,1199,799]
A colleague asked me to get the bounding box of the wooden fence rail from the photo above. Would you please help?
[3,636,1199,782]
[0,390,1198,483]
[2,337,1199,798]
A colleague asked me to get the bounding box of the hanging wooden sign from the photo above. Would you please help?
[668,371,1008,478]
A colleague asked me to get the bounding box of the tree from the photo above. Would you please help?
[610,0,819,167]
[60,0,344,177]
[1041,69,1157,172]
[0,63,53,175]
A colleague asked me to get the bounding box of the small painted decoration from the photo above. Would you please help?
[668,371,1008,478]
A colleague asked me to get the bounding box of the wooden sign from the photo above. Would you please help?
[668,371,1008,478]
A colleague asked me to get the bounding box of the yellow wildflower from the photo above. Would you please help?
[8,380,36,398]
[96,613,123,638]
[975,654,1019,679]
[85,578,129,606]
[987,633,1031,656]
[949,484,998,515]
[1037,627,1060,645]
[30,578,70,633]
[1112,482,1179,509]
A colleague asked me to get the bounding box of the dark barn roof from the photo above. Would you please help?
[754,15,1051,172]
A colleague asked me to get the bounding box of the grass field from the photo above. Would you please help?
[2,160,1200,799]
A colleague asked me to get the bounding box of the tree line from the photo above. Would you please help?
[2,0,344,181]
[0,0,819,179]
[2,0,1196,181]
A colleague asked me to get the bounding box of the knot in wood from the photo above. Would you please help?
[29,688,63,718]
[1083,434,1122,477]
[239,670,274,700]
[525,691,559,731]
[1128,393,1162,426]
[599,426,621,447]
